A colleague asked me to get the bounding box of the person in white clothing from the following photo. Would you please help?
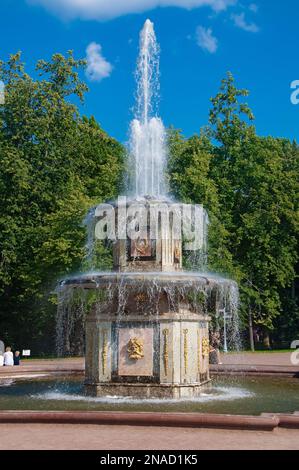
[3,347,14,366]
[0,354,4,366]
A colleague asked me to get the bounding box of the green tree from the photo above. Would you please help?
[209,73,299,342]
[168,72,299,348]
[168,128,238,276]
[0,52,124,353]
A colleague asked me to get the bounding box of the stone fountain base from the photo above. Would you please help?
[84,311,210,398]
[68,272,215,399]
[61,269,238,399]
[85,382,210,399]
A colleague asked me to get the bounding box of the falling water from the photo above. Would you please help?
[129,19,167,198]
[56,19,241,357]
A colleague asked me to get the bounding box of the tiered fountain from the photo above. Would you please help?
[58,20,239,399]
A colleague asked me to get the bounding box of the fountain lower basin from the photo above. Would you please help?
[1,374,299,417]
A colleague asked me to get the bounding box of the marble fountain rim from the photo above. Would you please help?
[60,271,237,289]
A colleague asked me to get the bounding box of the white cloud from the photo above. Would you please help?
[196,26,218,53]
[231,12,259,32]
[27,0,236,21]
[249,3,258,13]
[86,42,112,82]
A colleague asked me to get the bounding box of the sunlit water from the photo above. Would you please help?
[128,19,167,198]
[1,375,298,415]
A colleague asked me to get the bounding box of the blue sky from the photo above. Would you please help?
[0,0,298,143]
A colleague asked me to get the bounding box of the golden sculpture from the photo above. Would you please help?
[183,329,188,375]
[197,329,201,373]
[202,337,210,357]
[135,292,147,303]
[136,238,149,255]
[127,337,144,360]
[102,330,108,375]
[174,245,181,263]
[162,329,169,376]
[131,238,151,258]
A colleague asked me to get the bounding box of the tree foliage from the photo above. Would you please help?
[0,54,297,352]
[168,72,299,344]
[0,52,124,352]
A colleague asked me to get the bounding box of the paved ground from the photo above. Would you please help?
[0,424,298,450]
[0,352,297,377]
[211,351,299,376]
[221,352,296,366]
[0,357,84,376]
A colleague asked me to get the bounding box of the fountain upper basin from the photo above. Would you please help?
[61,271,236,289]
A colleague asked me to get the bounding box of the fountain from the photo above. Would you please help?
[58,20,239,399]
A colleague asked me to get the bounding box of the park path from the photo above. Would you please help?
[0,352,297,377]
[211,351,298,376]
[0,423,298,450]
[221,351,296,366]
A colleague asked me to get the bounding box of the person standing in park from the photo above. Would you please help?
[209,331,222,365]
[14,351,21,366]
[3,347,14,366]
[0,340,4,366]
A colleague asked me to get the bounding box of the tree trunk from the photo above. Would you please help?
[248,308,255,352]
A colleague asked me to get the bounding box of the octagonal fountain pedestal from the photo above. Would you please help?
[64,272,212,399]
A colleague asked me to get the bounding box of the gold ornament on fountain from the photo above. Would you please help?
[174,245,181,264]
[135,292,147,303]
[197,329,201,372]
[183,329,188,375]
[127,337,144,360]
[131,237,152,258]
[102,330,108,375]
[202,337,210,357]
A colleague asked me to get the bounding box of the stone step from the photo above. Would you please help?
[0,411,279,431]
[261,413,299,429]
